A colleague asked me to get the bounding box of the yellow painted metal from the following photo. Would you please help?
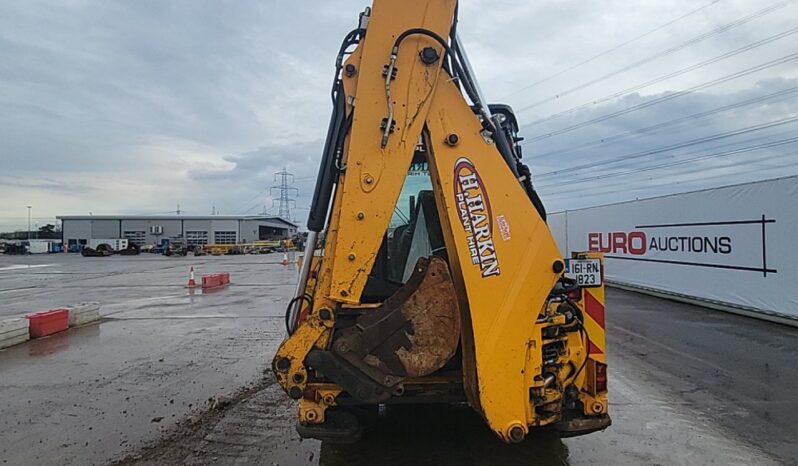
[298,385,343,424]
[272,32,368,392]
[273,0,609,443]
[272,316,326,393]
[424,77,564,441]
[202,244,237,255]
[326,0,457,303]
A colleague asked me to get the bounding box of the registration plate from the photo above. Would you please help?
[565,258,602,287]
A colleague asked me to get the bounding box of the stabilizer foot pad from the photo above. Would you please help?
[555,414,612,438]
[296,408,363,444]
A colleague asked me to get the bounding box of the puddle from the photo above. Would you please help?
[0,263,56,272]
[318,404,570,466]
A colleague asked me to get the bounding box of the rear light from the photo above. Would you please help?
[567,288,582,301]
[595,362,607,393]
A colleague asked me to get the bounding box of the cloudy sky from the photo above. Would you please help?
[1,0,797,231]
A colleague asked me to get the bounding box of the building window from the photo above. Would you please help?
[186,231,209,247]
[123,231,146,246]
[214,231,237,245]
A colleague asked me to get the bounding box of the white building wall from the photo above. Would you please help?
[62,220,92,244]
[59,217,297,246]
[183,220,212,232]
[239,220,259,243]
[90,220,119,239]
[547,212,567,256]
[121,219,181,245]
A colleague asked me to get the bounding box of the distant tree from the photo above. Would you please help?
[36,224,60,239]
[0,224,60,240]
[0,231,27,240]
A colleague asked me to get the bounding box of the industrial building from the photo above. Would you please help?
[57,215,298,248]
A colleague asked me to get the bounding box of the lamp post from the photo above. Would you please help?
[26,205,31,243]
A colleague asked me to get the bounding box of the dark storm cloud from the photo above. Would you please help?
[524,77,798,211]
[1,0,797,227]
[0,176,98,195]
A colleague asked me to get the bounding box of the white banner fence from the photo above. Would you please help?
[548,176,798,324]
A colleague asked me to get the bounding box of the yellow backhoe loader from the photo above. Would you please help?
[273,0,610,444]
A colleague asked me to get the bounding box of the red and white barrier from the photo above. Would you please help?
[201,273,231,289]
[0,317,30,349]
[1,304,103,350]
[67,302,101,327]
[26,309,69,338]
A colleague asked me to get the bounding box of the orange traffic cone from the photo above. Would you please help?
[186,266,197,288]
[281,253,289,266]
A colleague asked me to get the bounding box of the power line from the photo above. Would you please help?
[538,126,795,187]
[539,136,798,195]
[523,26,798,128]
[232,188,269,214]
[240,200,266,215]
[534,115,798,179]
[514,0,789,114]
[542,152,798,202]
[535,127,798,189]
[499,0,722,99]
[530,86,798,159]
[523,51,798,143]
[232,174,317,216]
[541,142,798,196]
[243,205,265,215]
[543,158,798,201]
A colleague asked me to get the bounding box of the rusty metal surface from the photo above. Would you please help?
[555,414,611,438]
[393,257,460,377]
[334,256,460,382]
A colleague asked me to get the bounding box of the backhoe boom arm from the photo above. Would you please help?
[273,0,610,444]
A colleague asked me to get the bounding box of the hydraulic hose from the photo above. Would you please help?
[565,297,592,384]
[307,85,346,232]
[382,27,491,148]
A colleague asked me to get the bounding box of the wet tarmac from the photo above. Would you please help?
[603,289,798,464]
[1,254,796,465]
[0,253,296,465]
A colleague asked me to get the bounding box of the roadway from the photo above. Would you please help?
[1,253,795,465]
[118,288,798,465]
[598,287,798,464]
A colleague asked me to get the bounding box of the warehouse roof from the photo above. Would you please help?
[56,215,298,228]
